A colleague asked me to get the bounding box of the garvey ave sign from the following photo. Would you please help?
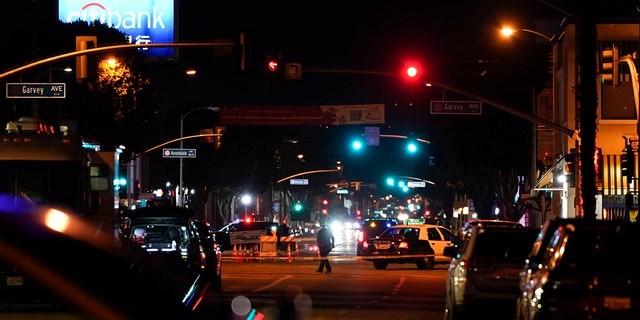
[430,101,482,115]
[6,83,66,98]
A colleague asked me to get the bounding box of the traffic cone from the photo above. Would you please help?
[287,243,292,263]
[294,242,300,258]
[232,244,238,262]
[253,244,259,262]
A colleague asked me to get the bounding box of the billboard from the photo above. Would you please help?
[58,0,175,58]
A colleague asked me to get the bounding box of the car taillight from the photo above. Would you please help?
[399,241,409,249]
[363,241,369,249]
[357,231,364,242]
[464,258,490,272]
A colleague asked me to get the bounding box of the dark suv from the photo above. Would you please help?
[121,207,222,292]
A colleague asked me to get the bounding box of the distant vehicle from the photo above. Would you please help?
[361,224,459,269]
[515,219,640,320]
[355,218,398,256]
[215,220,279,251]
[443,225,539,320]
[120,206,222,292]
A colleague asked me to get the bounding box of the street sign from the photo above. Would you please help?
[6,83,66,98]
[162,148,196,158]
[430,101,482,115]
[407,181,426,188]
[365,126,380,145]
[290,178,309,185]
[285,63,302,80]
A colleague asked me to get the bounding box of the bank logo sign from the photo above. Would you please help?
[58,0,175,58]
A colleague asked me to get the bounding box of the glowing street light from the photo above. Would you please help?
[500,27,554,43]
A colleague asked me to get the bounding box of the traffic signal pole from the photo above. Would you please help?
[303,68,580,142]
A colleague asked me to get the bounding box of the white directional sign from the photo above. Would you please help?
[407,181,426,188]
[162,148,196,158]
[290,178,309,185]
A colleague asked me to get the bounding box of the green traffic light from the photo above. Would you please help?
[352,140,363,150]
[294,203,303,212]
[407,142,417,153]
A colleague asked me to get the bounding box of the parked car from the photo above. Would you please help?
[361,224,459,269]
[215,220,279,251]
[515,219,640,320]
[0,193,210,319]
[443,225,539,320]
[355,218,398,256]
[191,220,223,291]
[459,219,523,240]
[120,206,222,293]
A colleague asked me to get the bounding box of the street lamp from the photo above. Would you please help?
[501,26,557,205]
[35,67,73,82]
[241,194,252,219]
[178,106,217,207]
[500,27,555,43]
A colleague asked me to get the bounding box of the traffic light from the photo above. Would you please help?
[600,45,619,85]
[351,138,364,151]
[321,199,329,215]
[622,148,635,179]
[264,54,284,91]
[75,36,97,83]
[401,60,422,83]
[293,201,303,213]
[406,66,418,78]
[406,141,418,154]
[214,126,225,151]
[564,151,577,186]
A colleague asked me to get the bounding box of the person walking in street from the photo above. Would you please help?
[316,221,335,273]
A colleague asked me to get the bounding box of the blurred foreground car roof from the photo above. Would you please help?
[0,194,208,319]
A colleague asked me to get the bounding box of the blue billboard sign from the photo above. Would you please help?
[58,0,175,58]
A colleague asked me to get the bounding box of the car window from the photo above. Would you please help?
[438,227,456,241]
[383,227,403,237]
[427,227,442,241]
[472,230,538,263]
[404,228,419,239]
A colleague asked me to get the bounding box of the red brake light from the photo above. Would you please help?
[399,241,409,249]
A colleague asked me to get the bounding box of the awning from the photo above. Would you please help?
[534,155,567,191]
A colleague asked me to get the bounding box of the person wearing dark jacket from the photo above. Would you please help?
[316,222,335,273]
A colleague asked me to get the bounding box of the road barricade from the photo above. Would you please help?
[259,235,278,260]
[279,236,296,255]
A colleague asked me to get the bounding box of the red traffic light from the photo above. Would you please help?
[406,66,418,78]
[401,59,422,81]
[267,59,279,72]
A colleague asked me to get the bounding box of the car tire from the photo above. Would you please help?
[373,260,388,269]
[416,256,435,270]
